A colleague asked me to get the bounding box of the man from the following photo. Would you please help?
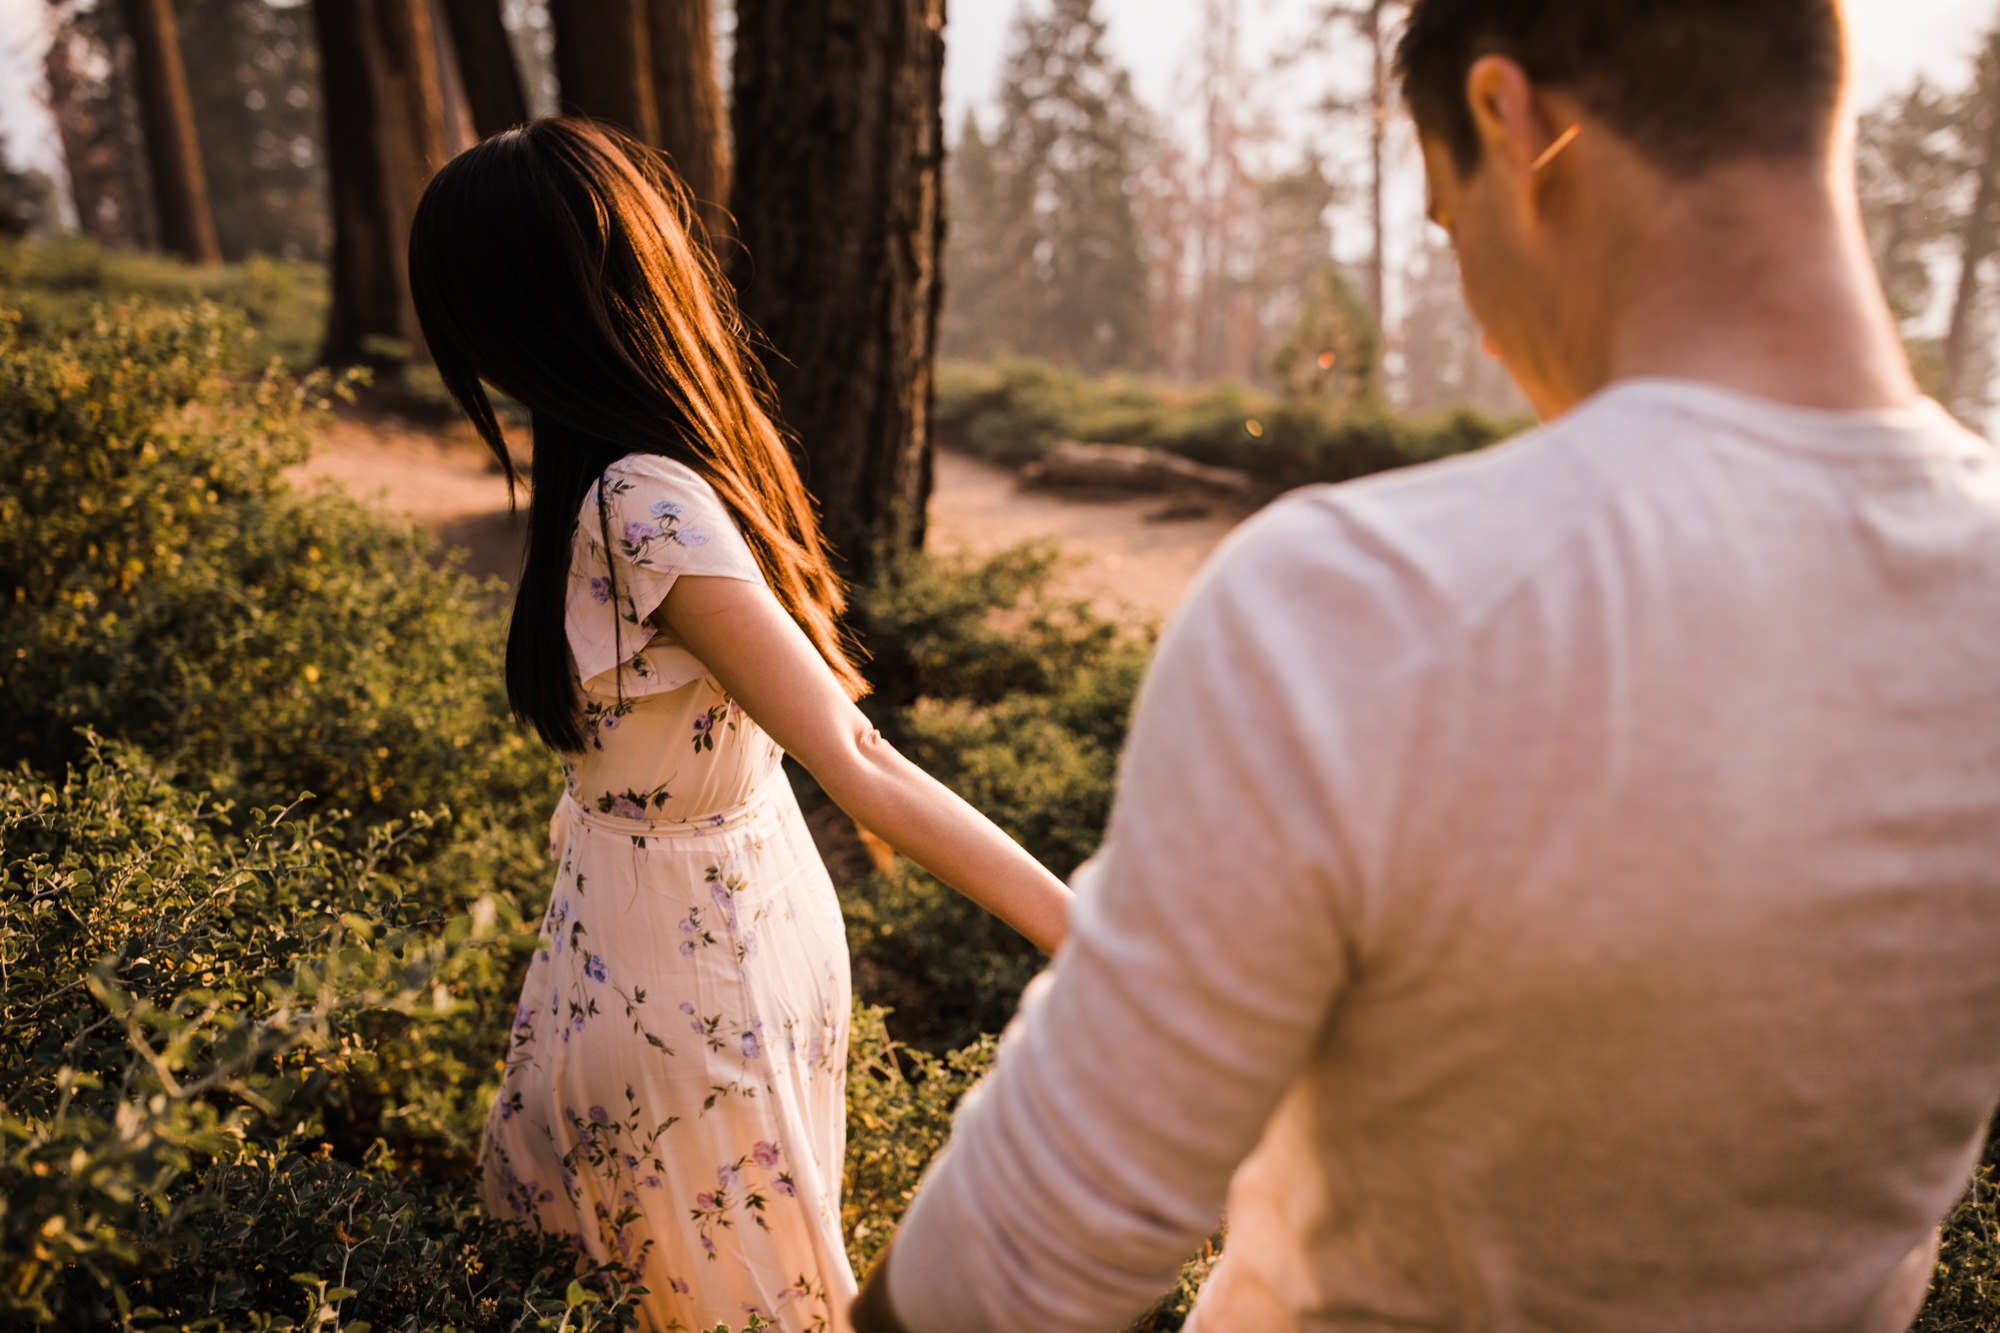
[852,1,2000,1329]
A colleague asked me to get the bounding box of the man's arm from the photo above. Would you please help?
[854,508,1412,1332]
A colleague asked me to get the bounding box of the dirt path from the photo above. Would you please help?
[295,411,1250,624]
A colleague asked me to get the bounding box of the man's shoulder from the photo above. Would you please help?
[1192,402,1631,649]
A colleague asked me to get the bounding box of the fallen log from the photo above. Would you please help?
[1018,441,1257,498]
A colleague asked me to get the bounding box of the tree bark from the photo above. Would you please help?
[551,0,657,142]
[731,0,947,583]
[118,0,220,264]
[647,0,731,244]
[312,0,448,374]
[437,0,528,138]
[1943,30,2000,416]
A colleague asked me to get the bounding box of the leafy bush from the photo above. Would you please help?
[0,739,643,1331]
[937,356,1519,490]
[839,544,1147,1050]
[0,235,328,369]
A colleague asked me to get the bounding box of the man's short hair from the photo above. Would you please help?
[1395,0,1847,178]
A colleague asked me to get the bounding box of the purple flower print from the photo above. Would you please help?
[588,575,612,604]
[611,795,645,820]
[645,1174,664,1189]
[649,499,683,519]
[692,713,714,736]
[710,880,737,929]
[752,1140,779,1168]
[701,1234,717,1256]
[741,1029,762,1059]
[584,953,607,983]
[696,1191,717,1210]
[513,1000,532,1031]
[623,519,658,542]
[589,1105,610,1125]
[679,940,696,957]
[599,713,619,731]
[775,1175,796,1197]
[679,1001,695,1013]
[741,931,758,959]
[675,527,710,547]
[678,919,695,936]
[670,1276,690,1294]
[572,1013,586,1033]
[623,1153,640,1169]
[718,1163,740,1189]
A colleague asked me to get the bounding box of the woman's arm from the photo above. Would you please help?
[656,574,1072,955]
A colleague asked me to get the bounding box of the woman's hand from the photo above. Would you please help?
[656,574,1073,955]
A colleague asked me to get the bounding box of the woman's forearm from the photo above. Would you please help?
[816,732,1072,955]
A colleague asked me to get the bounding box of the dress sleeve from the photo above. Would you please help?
[566,453,765,700]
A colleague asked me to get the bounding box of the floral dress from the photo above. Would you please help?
[479,453,855,1333]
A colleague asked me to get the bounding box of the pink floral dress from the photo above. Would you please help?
[479,454,855,1332]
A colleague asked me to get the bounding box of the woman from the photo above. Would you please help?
[407,118,1072,1332]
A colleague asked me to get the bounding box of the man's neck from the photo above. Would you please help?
[1575,163,1919,415]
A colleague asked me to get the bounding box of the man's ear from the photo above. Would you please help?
[1464,54,1545,182]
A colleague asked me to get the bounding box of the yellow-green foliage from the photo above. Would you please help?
[0,235,329,369]
[936,356,1520,487]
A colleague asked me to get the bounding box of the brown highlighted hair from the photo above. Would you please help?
[1396,0,1848,178]
[409,118,867,753]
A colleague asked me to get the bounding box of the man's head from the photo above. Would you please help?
[1397,1,1853,416]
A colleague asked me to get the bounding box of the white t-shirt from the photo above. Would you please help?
[885,379,2000,1333]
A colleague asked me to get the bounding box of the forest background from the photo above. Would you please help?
[1,1,1997,1330]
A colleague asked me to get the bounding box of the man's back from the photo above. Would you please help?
[880,380,2000,1333]
[1193,378,2000,1330]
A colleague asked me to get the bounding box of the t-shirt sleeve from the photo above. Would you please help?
[878,492,1439,1333]
[565,453,765,699]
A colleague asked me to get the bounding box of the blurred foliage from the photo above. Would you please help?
[0,235,328,368]
[936,355,1518,487]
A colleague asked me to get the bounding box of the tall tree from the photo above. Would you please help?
[312,0,448,374]
[1302,0,1407,325]
[176,0,330,263]
[979,0,1152,373]
[647,0,731,242]
[550,0,656,141]
[1943,18,2000,418]
[119,0,221,264]
[45,3,156,250]
[732,0,947,582]
[438,0,530,137]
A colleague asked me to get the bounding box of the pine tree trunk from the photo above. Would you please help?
[118,0,220,264]
[647,0,731,244]
[1943,33,2000,416]
[437,0,528,138]
[731,0,946,582]
[551,0,657,142]
[313,0,448,374]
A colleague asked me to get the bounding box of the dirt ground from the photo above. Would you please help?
[294,409,1252,625]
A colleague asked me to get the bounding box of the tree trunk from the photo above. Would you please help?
[1943,31,2000,416]
[551,0,657,142]
[731,0,946,583]
[312,0,448,374]
[437,0,528,138]
[647,0,731,244]
[118,0,220,264]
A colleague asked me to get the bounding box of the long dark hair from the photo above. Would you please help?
[408,118,867,753]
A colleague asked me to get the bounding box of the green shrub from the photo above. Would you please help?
[0,235,329,369]
[936,355,1520,490]
[0,739,641,1331]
